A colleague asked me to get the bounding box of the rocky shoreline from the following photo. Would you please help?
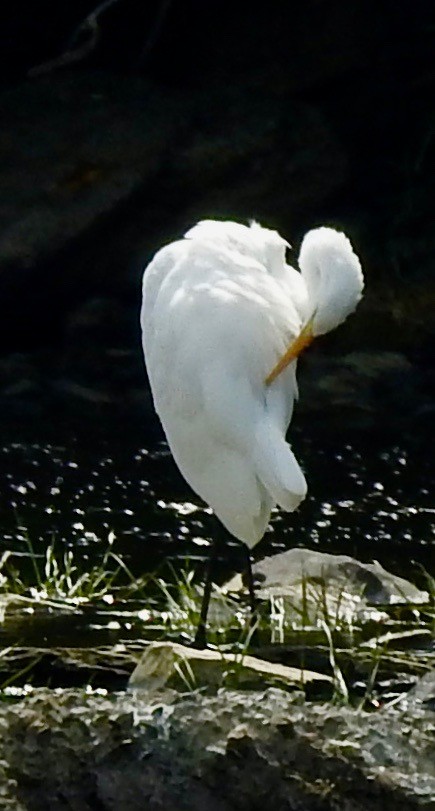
[0,673,433,811]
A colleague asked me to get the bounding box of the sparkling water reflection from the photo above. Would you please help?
[0,422,433,585]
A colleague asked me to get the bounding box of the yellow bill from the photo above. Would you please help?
[265,317,315,386]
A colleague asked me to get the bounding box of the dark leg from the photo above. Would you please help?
[244,547,258,635]
[193,538,218,649]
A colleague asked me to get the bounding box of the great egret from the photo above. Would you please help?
[141,219,364,646]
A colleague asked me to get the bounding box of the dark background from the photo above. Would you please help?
[0,0,434,423]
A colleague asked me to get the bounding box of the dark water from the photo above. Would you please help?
[0,418,433,588]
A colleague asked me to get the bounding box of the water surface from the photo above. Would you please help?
[0,419,433,586]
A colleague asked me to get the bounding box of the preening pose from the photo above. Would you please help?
[141,219,364,645]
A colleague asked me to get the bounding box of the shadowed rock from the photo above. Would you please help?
[226,548,429,626]
[128,640,332,695]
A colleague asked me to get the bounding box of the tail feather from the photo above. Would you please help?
[254,423,307,512]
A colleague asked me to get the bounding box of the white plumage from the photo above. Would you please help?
[141,219,364,550]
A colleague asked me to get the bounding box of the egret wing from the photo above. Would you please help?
[141,236,307,545]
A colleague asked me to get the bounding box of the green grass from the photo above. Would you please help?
[0,534,434,703]
[0,532,151,604]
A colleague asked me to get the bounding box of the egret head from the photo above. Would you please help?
[298,227,364,337]
[265,227,364,386]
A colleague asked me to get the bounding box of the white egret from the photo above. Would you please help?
[141,219,364,646]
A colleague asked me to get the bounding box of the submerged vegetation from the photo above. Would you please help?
[0,535,433,705]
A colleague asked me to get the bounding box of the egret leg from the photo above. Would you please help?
[244,547,259,637]
[193,538,218,649]
[244,548,257,617]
